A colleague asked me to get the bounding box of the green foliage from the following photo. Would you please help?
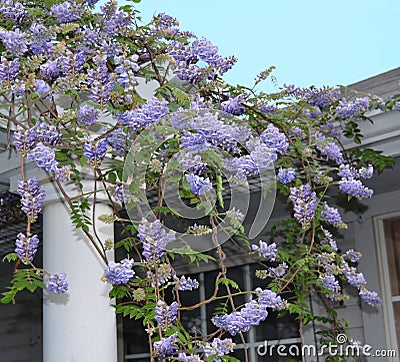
[350,148,394,172]
[2,253,19,263]
[343,120,363,144]
[114,237,136,252]
[70,198,92,233]
[217,277,240,291]
[1,270,44,304]
[115,303,148,320]
[168,246,216,265]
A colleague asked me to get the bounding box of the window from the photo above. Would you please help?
[121,264,300,361]
[375,214,400,356]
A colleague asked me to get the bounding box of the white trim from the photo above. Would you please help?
[243,264,257,362]
[344,129,400,151]
[373,211,400,361]
[198,272,208,335]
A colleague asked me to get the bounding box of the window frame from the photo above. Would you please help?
[374,211,400,358]
[121,263,301,361]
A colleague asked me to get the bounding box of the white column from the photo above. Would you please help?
[42,200,117,362]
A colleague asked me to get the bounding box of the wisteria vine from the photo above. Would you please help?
[0,0,397,361]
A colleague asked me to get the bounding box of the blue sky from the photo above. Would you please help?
[116,0,400,89]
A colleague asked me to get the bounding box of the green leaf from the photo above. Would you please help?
[43,0,55,9]
[1,288,18,304]
[1,270,44,304]
[2,253,19,263]
[107,172,117,184]
[216,173,224,208]
[109,285,129,299]
[217,277,240,290]
[80,156,87,167]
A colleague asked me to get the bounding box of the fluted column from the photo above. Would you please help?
[42,196,117,362]
[8,170,118,362]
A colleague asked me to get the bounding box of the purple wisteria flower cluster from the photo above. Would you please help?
[252,240,277,261]
[336,97,370,118]
[317,252,342,301]
[289,184,318,227]
[112,182,131,204]
[260,103,278,114]
[338,163,374,180]
[0,28,27,56]
[138,219,176,263]
[177,352,202,361]
[321,203,345,228]
[13,122,61,155]
[203,338,235,359]
[339,177,373,199]
[0,0,28,23]
[51,1,84,23]
[84,139,108,166]
[341,258,381,306]
[106,128,127,156]
[277,167,296,184]
[0,56,20,83]
[45,273,69,294]
[259,124,289,154]
[116,97,169,133]
[268,262,288,278]
[153,333,178,359]
[220,95,245,115]
[28,143,71,181]
[13,124,70,181]
[319,274,341,299]
[169,37,236,83]
[212,288,284,336]
[185,173,212,195]
[78,104,101,126]
[176,275,199,291]
[104,259,134,285]
[320,227,338,251]
[178,116,243,154]
[217,124,288,183]
[303,86,341,108]
[155,300,179,330]
[317,138,344,164]
[316,246,382,305]
[212,299,268,336]
[146,264,172,287]
[148,12,180,36]
[15,233,39,264]
[359,290,382,307]
[209,124,288,182]
[345,249,362,263]
[114,54,139,97]
[97,1,131,37]
[177,152,208,175]
[17,177,46,222]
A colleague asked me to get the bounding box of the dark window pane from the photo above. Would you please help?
[393,302,400,352]
[179,274,202,335]
[123,318,148,355]
[250,264,300,341]
[384,218,400,296]
[231,348,246,360]
[205,266,246,343]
